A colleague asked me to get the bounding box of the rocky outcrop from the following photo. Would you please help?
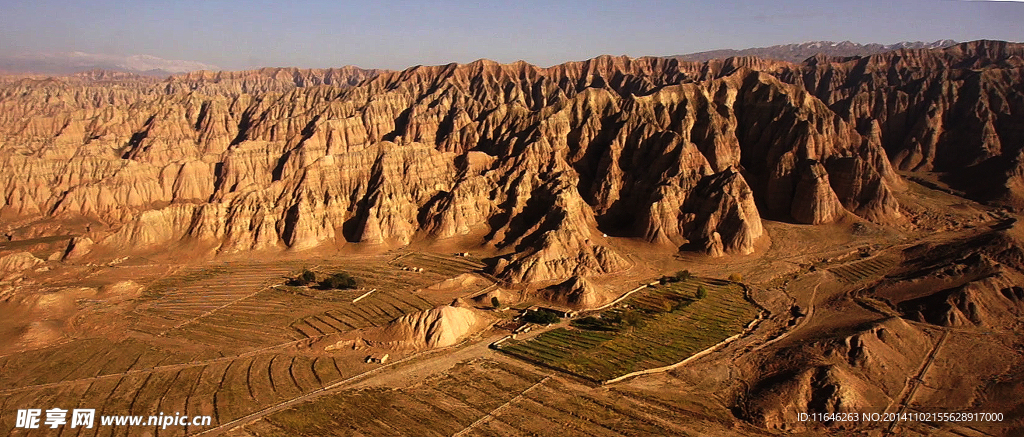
[357,300,487,350]
[690,168,764,255]
[97,280,143,300]
[0,252,44,282]
[62,236,94,260]
[789,161,844,224]
[541,275,602,308]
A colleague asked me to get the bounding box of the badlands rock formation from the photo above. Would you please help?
[165,66,385,95]
[0,252,44,282]
[0,41,1020,283]
[785,40,1024,204]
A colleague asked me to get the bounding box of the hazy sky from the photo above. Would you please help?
[1,0,1022,70]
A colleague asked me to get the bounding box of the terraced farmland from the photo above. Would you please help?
[0,260,331,392]
[0,348,378,437]
[229,358,714,437]
[391,251,486,277]
[132,261,304,338]
[0,254,491,436]
[286,253,489,338]
[289,292,437,338]
[131,253,485,351]
[829,256,893,284]
[498,278,760,382]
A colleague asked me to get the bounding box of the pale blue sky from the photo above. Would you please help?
[1,0,1022,70]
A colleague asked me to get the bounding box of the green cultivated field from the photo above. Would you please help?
[498,278,760,382]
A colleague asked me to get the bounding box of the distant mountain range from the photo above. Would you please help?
[670,40,959,63]
[0,40,964,78]
[0,51,220,76]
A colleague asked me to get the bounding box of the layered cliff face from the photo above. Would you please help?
[5,43,1017,283]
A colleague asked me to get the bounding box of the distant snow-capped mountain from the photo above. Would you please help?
[0,51,219,76]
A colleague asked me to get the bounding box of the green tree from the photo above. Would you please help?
[674,270,692,282]
[622,309,644,328]
[696,285,708,300]
[491,296,501,309]
[672,299,689,312]
[728,273,743,282]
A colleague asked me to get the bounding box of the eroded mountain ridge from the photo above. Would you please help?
[1,40,1022,283]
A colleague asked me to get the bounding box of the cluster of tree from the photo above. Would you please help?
[286,269,318,286]
[571,308,645,331]
[287,269,358,290]
[618,309,644,328]
[522,309,560,325]
[658,270,743,286]
[660,270,692,284]
[571,316,618,331]
[320,272,358,290]
[662,298,691,313]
